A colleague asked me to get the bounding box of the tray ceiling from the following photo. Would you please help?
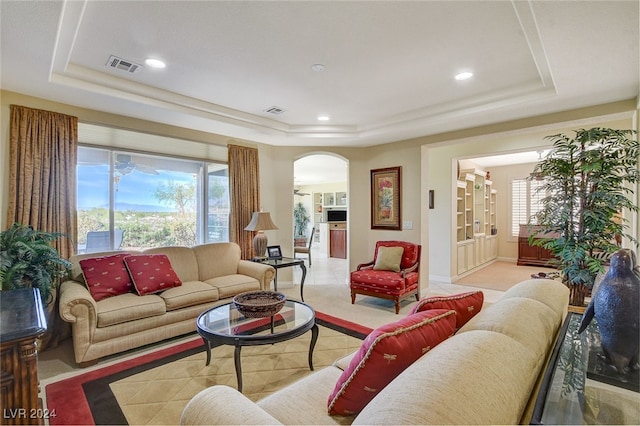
[1,1,638,147]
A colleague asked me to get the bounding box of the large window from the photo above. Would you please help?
[77,146,229,253]
[510,177,546,239]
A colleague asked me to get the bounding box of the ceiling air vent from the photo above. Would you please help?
[106,55,142,73]
[264,106,286,115]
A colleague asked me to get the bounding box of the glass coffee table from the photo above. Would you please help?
[196,299,318,392]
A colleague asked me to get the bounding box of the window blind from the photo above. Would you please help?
[510,177,546,238]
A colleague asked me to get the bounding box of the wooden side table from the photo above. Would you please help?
[1,288,48,425]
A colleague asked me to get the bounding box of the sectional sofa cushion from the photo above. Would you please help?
[124,254,182,295]
[502,278,570,316]
[204,275,261,299]
[158,281,220,311]
[96,293,167,327]
[457,296,559,363]
[353,330,540,425]
[193,242,243,279]
[409,291,484,329]
[79,253,134,301]
[143,246,200,282]
[327,309,456,416]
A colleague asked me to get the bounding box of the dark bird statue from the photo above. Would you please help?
[578,249,640,375]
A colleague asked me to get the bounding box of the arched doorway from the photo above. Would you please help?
[293,154,349,284]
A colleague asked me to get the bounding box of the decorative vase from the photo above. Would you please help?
[578,249,640,375]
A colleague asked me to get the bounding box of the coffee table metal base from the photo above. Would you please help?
[201,320,319,393]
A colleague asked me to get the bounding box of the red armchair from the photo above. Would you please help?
[350,240,421,314]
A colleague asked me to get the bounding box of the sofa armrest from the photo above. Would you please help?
[237,260,276,290]
[59,280,100,364]
[181,385,282,425]
[59,280,98,324]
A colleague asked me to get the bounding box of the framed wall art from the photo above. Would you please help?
[371,166,401,230]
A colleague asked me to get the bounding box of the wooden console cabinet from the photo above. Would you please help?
[1,288,47,425]
[517,224,556,267]
[328,222,347,259]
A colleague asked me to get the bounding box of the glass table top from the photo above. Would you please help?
[538,312,639,425]
[258,257,303,267]
[197,299,314,340]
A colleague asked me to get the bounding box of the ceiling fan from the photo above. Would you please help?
[115,154,159,175]
[294,189,310,196]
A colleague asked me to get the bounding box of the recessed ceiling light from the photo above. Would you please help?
[317,115,330,121]
[455,71,473,81]
[311,64,326,72]
[145,58,166,69]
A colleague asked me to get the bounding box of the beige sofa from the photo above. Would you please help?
[59,242,275,366]
[181,278,569,425]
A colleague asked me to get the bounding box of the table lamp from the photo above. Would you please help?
[244,211,278,257]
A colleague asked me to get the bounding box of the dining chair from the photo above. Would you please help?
[294,227,315,267]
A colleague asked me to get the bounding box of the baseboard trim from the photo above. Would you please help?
[428,274,452,283]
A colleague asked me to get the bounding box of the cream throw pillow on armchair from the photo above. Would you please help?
[373,246,404,272]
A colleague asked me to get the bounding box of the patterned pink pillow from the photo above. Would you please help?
[79,254,134,301]
[124,254,182,296]
[327,309,456,416]
[409,291,484,329]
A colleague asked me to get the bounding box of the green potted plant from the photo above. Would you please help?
[529,128,639,306]
[0,222,71,305]
[293,202,311,246]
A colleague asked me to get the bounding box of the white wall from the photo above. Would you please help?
[2,90,637,289]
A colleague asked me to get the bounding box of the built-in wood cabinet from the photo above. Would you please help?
[312,193,323,243]
[319,222,347,258]
[455,181,466,242]
[330,222,347,259]
[330,227,347,259]
[455,168,498,275]
[321,191,347,208]
[312,191,347,245]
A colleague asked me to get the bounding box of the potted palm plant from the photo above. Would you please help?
[529,127,639,306]
[0,222,71,305]
[293,202,311,247]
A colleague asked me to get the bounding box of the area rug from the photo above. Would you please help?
[45,312,371,425]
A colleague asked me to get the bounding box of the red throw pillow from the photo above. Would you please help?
[409,291,484,329]
[79,254,134,301]
[327,309,456,416]
[124,254,182,296]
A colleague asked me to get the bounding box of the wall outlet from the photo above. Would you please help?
[403,221,413,230]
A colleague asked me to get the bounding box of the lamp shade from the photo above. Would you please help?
[244,212,278,231]
[245,212,278,257]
